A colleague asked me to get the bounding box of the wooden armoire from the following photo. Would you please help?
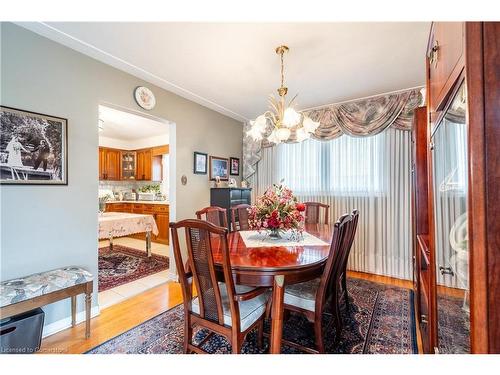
[412,22,500,354]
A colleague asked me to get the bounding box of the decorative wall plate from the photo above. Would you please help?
[134,86,156,110]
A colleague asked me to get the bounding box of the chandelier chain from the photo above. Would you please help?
[280,50,285,90]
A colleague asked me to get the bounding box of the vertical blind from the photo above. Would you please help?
[252,128,412,280]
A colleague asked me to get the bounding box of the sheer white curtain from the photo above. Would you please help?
[253,128,412,280]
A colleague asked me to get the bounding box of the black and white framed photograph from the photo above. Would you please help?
[230,157,240,176]
[193,151,207,174]
[209,156,229,181]
[0,106,68,185]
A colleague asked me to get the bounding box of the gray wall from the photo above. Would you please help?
[0,23,243,327]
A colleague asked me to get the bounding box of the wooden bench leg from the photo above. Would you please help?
[85,291,92,339]
[71,295,77,327]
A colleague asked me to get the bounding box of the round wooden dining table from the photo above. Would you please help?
[212,223,334,354]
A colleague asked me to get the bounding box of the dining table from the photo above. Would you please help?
[211,223,334,354]
[98,212,159,257]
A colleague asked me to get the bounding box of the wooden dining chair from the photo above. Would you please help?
[230,204,251,232]
[281,212,358,353]
[339,210,359,312]
[169,219,269,354]
[304,202,330,224]
[196,206,228,229]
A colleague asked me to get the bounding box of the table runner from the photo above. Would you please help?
[98,212,159,239]
[238,230,329,248]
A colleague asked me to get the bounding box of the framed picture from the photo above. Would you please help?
[209,156,229,181]
[0,106,68,185]
[193,151,207,174]
[230,157,240,176]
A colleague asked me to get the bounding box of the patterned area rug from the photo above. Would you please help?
[437,294,470,353]
[87,278,417,354]
[98,245,169,292]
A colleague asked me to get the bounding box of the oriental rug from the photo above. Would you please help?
[88,278,417,354]
[98,245,169,292]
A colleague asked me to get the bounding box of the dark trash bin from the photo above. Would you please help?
[0,308,45,354]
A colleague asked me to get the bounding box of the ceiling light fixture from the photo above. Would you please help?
[247,45,319,144]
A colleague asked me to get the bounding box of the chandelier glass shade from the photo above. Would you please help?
[247,45,320,144]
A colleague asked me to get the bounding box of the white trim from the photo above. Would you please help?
[166,270,178,282]
[301,85,425,112]
[42,306,100,338]
[15,22,248,122]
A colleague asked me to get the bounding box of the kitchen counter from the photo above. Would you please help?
[106,200,169,205]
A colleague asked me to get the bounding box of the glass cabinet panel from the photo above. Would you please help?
[431,81,470,353]
[121,151,136,180]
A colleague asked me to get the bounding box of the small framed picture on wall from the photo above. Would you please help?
[230,157,240,176]
[209,156,229,181]
[0,106,68,185]
[193,151,207,174]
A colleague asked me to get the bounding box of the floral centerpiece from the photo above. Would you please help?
[248,183,305,239]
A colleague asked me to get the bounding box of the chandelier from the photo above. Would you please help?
[247,45,320,144]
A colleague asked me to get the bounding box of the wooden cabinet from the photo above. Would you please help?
[105,202,169,245]
[411,107,433,353]
[98,147,106,180]
[99,147,121,180]
[136,149,152,180]
[99,145,167,181]
[427,22,465,114]
[120,151,137,180]
[413,22,500,353]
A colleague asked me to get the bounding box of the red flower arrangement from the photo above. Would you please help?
[248,184,305,238]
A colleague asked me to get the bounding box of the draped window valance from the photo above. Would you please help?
[243,88,423,181]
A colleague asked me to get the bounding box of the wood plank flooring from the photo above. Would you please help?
[39,271,421,354]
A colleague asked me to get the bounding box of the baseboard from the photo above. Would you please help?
[166,270,178,282]
[42,306,100,338]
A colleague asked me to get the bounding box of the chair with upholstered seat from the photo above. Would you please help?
[169,219,269,354]
[196,206,228,228]
[282,210,358,353]
[304,202,330,224]
[339,210,359,311]
[230,204,251,231]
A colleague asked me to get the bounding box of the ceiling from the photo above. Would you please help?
[99,105,168,140]
[19,22,430,122]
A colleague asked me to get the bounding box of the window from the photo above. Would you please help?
[276,132,384,195]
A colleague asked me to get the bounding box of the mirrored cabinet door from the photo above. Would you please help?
[431,81,470,353]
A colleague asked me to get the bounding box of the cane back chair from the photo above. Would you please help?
[304,202,330,224]
[230,204,251,232]
[170,219,269,354]
[282,210,359,353]
[196,206,228,229]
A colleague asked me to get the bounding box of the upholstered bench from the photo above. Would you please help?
[0,267,93,338]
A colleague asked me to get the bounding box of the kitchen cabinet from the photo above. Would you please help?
[136,149,152,180]
[105,202,169,245]
[99,147,121,180]
[98,145,168,181]
[121,151,137,180]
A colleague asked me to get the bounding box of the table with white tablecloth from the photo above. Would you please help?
[98,212,159,257]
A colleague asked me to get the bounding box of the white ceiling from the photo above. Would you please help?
[19,22,430,122]
[99,105,168,140]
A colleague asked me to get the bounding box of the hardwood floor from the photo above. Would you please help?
[39,281,183,354]
[39,272,420,354]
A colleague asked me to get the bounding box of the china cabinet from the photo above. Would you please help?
[412,22,500,354]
